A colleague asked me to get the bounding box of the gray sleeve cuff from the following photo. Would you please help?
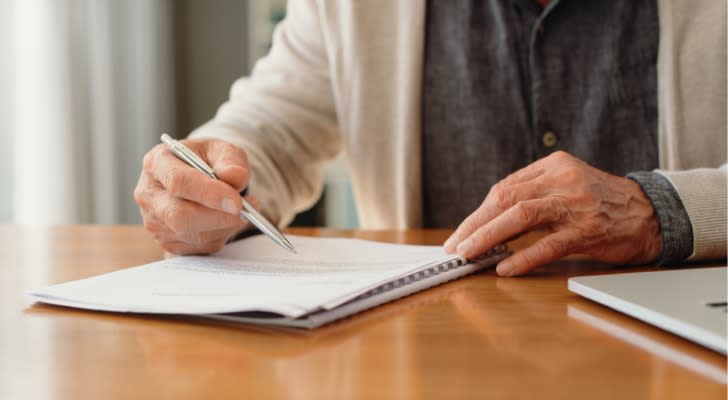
[626,171,693,264]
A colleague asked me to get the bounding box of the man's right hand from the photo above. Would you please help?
[134,138,252,255]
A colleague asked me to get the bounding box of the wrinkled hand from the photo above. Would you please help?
[134,138,253,255]
[444,151,663,277]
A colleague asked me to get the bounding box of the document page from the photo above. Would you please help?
[29,235,453,318]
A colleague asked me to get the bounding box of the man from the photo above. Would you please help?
[134,0,726,276]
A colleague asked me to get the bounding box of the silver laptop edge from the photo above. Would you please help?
[568,267,727,355]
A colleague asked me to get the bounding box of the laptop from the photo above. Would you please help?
[568,267,727,354]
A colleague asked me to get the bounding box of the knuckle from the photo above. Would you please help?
[163,168,188,195]
[549,197,569,220]
[164,204,188,233]
[559,164,583,184]
[227,143,248,163]
[216,139,246,158]
[531,174,549,191]
[511,201,534,224]
[133,185,150,209]
[143,217,165,234]
[580,217,607,240]
[488,183,510,209]
[133,186,145,207]
[142,149,156,171]
[144,144,167,170]
[142,217,155,232]
[550,150,571,161]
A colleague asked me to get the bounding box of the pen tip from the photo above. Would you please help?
[281,239,297,254]
[283,243,297,254]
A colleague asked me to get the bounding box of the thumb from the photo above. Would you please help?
[204,140,250,191]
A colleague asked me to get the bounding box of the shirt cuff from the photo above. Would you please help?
[626,171,693,264]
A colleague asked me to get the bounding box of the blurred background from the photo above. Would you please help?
[0,0,358,228]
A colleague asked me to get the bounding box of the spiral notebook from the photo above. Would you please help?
[28,235,510,329]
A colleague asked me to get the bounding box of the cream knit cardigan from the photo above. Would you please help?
[192,0,727,260]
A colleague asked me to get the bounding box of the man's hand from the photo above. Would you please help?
[134,138,252,255]
[444,151,663,277]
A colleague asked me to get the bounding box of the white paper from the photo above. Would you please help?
[29,235,454,318]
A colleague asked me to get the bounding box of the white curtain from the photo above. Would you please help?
[9,0,176,224]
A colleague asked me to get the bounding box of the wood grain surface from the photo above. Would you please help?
[1,225,725,399]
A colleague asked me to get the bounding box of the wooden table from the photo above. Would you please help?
[1,225,725,399]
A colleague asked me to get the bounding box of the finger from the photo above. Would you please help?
[148,213,241,255]
[141,209,169,237]
[151,147,243,215]
[137,175,171,237]
[244,193,261,210]
[454,198,564,259]
[444,180,544,253]
[495,230,580,277]
[500,164,546,186]
[197,139,249,191]
[154,189,245,234]
[488,151,576,193]
[174,227,245,247]
[158,239,227,256]
[133,171,163,212]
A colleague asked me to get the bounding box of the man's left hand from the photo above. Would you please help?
[443,151,663,277]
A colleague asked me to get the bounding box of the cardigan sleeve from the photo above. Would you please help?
[654,165,727,260]
[189,0,341,227]
[626,171,693,264]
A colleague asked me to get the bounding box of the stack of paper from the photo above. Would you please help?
[29,235,509,328]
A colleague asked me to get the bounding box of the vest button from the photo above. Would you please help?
[542,131,558,148]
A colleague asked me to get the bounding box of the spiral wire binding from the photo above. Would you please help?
[347,244,509,304]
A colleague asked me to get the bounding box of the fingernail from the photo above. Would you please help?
[496,262,513,277]
[221,198,239,214]
[455,239,472,257]
[443,235,458,252]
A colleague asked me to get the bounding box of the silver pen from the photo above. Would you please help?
[160,133,296,254]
